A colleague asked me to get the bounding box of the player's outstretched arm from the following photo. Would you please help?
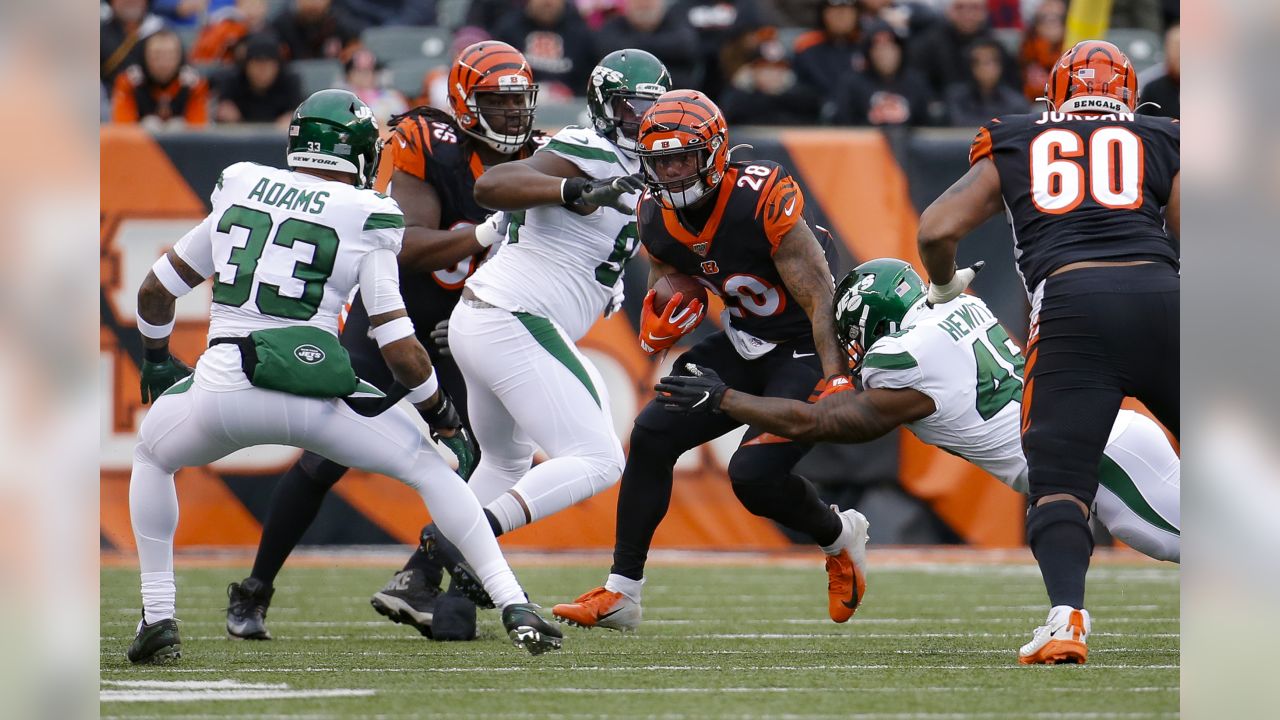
[917,158,1003,288]
[719,386,936,444]
[1166,171,1180,241]
[390,169,489,273]
[773,221,845,379]
[474,152,643,214]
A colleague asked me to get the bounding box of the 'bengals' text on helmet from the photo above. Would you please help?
[448,41,538,154]
[635,90,729,210]
[1044,40,1138,115]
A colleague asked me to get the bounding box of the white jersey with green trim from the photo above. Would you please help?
[859,295,1031,491]
[174,161,404,391]
[464,126,641,341]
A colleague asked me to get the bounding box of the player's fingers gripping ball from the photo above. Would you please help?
[639,288,705,355]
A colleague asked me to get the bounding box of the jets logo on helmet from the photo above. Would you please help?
[286,89,383,188]
[448,41,539,155]
[586,49,673,157]
[636,90,729,210]
[832,259,926,371]
[1043,40,1138,115]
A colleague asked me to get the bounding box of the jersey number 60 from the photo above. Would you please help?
[1030,127,1145,214]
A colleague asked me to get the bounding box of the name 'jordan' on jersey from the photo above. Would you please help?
[638,160,836,347]
[173,161,403,391]
[389,107,548,321]
[465,125,641,341]
[970,112,1180,293]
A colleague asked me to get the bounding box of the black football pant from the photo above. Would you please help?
[248,296,470,587]
[1020,262,1178,608]
[610,332,845,582]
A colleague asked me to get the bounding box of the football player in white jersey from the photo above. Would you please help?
[125,90,562,663]
[657,257,1179,564]
[414,50,672,606]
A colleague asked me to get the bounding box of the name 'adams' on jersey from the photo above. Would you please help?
[172,161,404,391]
[970,111,1179,294]
[465,125,641,341]
[860,295,1030,492]
[638,160,836,351]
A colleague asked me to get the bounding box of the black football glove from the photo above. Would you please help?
[430,318,451,357]
[419,392,477,479]
[563,174,645,214]
[140,352,193,404]
[654,364,728,414]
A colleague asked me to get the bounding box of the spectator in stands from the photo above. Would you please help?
[213,33,301,124]
[111,28,210,127]
[577,0,627,30]
[719,38,822,125]
[191,0,272,65]
[492,0,596,98]
[414,26,490,110]
[825,23,934,126]
[342,48,409,123]
[466,0,524,31]
[1138,23,1178,118]
[856,0,936,40]
[152,0,235,27]
[908,0,1015,97]
[793,0,866,97]
[943,37,1028,126]
[1111,0,1163,36]
[272,0,362,61]
[1017,0,1064,103]
[594,0,701,89]
[985,0,1020,29]
[336,0,437,28]
[673,0,768,100]
[102,0,169,89]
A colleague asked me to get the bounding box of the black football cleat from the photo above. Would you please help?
[370,569,442,638]
[502,603,563,656]
[419,524,495,609]
[127,617,182,664]
[226,577,274,640]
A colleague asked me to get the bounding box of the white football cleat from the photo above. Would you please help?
[1019,605,1091,665]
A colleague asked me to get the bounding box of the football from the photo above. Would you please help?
[652,272,708,314]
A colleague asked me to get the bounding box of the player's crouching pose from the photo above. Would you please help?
[407,50,674,606]
[554,90,869,632]
[657,258,1180,563]
[127,90,561,663]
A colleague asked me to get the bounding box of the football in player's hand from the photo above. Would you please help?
[652,273,708,314]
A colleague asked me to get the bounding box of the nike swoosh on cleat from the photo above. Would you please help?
[597,607,625,621]
[842,596,860,610]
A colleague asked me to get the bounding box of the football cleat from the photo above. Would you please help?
[420,524,495,609]
[551,587,642,631]
[825,506,870,623]
[370,569,442,638]
[1019,605,1091,665]
[502,603,564,656]
[226,577,274,640]
[127,616,182,664]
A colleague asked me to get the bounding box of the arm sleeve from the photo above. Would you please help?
[358,247,407,316]
[173,215,217,279]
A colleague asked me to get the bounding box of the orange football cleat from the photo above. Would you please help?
[1019,606,1091,665]
[551,587,642,632]
[825,507,870,623]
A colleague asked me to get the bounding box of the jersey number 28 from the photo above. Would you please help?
[212,204,339,321]
[1030,127,1144,214]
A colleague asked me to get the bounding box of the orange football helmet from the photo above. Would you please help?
[448,41,538,154]
[635,90,729,209]
[1044,40,1139,115]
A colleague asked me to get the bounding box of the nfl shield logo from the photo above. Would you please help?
[692,242,709,256]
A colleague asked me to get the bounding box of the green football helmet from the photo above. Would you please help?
[286,89,382,188]
[833,258,927,370]
[586,49,673,157]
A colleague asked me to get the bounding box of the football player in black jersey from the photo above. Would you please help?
[553,90,871,631]
[225,41,548,643]
[915,40,1179,665]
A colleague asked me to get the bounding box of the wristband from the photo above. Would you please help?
[371,316,415,347]
[136,311,175,340]
[144,346,170,363]
[151,255,196,297]
[405,370,439,404]
[560,177,587,205]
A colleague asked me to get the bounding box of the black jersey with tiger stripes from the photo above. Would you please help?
[638,160,836,344]
[970,111,1179,292]
[387,106,547,323]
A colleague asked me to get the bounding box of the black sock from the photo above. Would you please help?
[1026,500,1094,608]
[483,509,504,537]
[400,542,444,587]
[610,427,680,581]
[733,474,843,547]
[250,453,348,585]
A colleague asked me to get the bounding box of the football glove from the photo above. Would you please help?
[419,392,477,479]
[815,374,854,401]
[639,289,705,355]
[140,353,193,404]
[474,212,509,248]
[430,318,451,357]
[655,364,728,414]
[604,280,625,318]
[926,261,985,306]
[563,174,646,215]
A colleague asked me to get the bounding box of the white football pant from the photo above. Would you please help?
[1095,412,1181,562]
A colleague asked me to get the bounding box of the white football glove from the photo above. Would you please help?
[605,279,625,318]
[474,212,509,248]
[927,261,985,306]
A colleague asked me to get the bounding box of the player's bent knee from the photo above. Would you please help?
[1025,498,1095,553]
[629,425,687,464]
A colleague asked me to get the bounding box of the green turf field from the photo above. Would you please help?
[101,557,1179,719]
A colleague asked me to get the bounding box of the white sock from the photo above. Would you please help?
[486,491,527,535]
[407,448,526,608]
[605,573,644,603]
[820,509,851,556]
[130,445,179,622]
[493,456,617,533]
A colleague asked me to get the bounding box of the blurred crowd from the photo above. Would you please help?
[101,0,1180,130]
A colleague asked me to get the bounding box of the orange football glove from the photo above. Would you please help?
[639,289,705,355]
[813,374,854,401]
